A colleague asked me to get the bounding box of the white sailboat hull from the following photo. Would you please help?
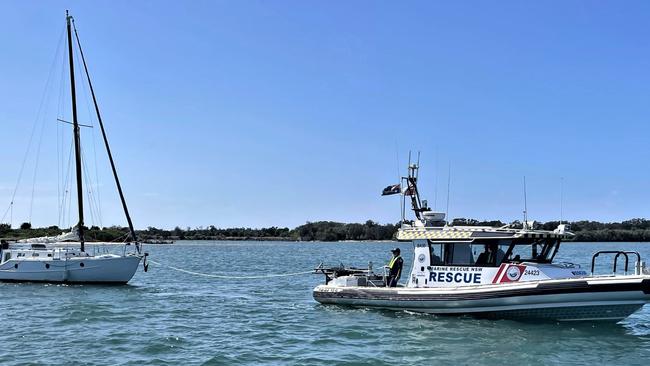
[0,255,141,284]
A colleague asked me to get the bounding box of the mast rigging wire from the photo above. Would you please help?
[30,27,67,224]
[1,26,66,226]
[75,40,103,226]
[80,144,103,227]
[28,103,49,223]
[72,18,138,246]
[57,39,69,226]
[59,139,75,228]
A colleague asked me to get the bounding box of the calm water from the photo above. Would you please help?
[1,241,649,365]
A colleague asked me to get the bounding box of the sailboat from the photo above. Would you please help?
[0,11,147,284]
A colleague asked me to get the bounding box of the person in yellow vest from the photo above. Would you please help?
[386,248,403,287]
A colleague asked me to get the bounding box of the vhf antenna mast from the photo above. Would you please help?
[445,161,451,225]
[395,144,404,224]
[560,177,564,225]
[433,147,439,210]
[523,176,528,229]
[402,151,412,222]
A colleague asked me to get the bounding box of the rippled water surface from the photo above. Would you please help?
[2,241,649,365]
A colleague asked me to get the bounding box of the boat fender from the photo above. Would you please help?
[143,252,149,272]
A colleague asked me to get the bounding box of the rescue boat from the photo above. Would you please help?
[313,162,650,321]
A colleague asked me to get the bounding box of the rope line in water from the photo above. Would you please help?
[148,260,313,279]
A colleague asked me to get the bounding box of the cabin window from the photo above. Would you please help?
[439,243,475,265]
[430,243,443,265]
[32,253,39,257]
[430,241,508,267]
[450,243,474,265]
[504,239,558,263]
[507,244,535,263]
[473,243,508,266]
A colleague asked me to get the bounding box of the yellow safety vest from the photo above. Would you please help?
[388,255,401,269]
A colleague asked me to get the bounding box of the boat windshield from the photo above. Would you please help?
[428,239,560,267]
[504,239,560,264]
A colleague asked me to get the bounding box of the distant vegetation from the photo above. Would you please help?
[448,218,650,242]
[1,218,650,242]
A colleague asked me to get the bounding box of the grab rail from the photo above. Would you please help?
[591,251,641,275]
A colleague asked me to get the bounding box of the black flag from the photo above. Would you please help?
[381,184,401,196]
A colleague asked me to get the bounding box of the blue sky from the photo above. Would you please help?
[1,1,649,229]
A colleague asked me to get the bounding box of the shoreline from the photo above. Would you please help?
[3,219,650,243]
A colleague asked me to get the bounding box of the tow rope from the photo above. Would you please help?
[148,260,313,279]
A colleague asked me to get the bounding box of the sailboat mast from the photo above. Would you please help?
[66,11,85,251]
[71,19,139,249]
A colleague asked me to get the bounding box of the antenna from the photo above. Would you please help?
[523,176,528,229]
[445,161,451,225]
[433,147,439,210]
[395,143,402,220]
[560,177,564,225]
[400,193,405,222]
[394,142,400,182]
[416,151,421,179]
[402,150,412,223]
[408,150,411,166]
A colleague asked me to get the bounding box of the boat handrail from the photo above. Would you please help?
[590,251,641,275]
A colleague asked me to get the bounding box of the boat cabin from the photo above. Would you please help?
[398,224,583,288]
[0,241,90,266]
[401,227,566,267]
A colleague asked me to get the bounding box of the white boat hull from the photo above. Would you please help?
[0,255,142,284]
[313,276,650,321]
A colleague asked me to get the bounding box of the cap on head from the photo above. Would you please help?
[391,248,400,254]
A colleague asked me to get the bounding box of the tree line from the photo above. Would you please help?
[451,218,650,242]
[2,218,650,242]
